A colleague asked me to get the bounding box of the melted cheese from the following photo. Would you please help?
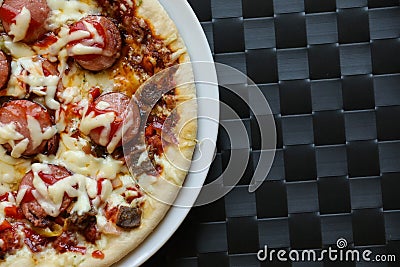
[95,101,111,110]
[0,122,24,144]
[11,138,29,158]
[37,134,124,180]
[46,0,99,30]
[100,179,112,201]
[27,116,57,149]
[107,109,134,153]
[0,200,15,224]
[106,123,123,153]
[31,163,62,216]
[82,20,104,45]
[9,57,61,109]
[30,163,100,216]
[66,21,105,56]
[34,26,91,76]
[99,124,111,146]
[126,0,134,7]
[2,36,35,58]
[47,173,92,215]
[16,186,28,206]
[43,28,89,58]
[0,122,31,158]
[69,43,103,55]
[8,7,31,42]
[55,109,66,133]
[0,146,30,184]
[59,150,123,179]
[79,111,115,135]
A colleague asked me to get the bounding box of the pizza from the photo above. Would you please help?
[0,0,196,266]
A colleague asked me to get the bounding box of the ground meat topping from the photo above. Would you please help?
[116,206,142,229]
[0,226,22,259]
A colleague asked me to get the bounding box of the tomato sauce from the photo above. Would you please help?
[97,178,106,195]
[0,220,11,232]
[35,33,58,48]
[0,192,9,202]
[86,100,123,144]
[4,206,24,220]
[52,231,86,254]
[0,226,22,258]
[92,250,105,259]
[23,228,48,253]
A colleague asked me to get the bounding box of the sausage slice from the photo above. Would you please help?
[83,92,140,153]
[19,164,72,227]
[0,100,58,157]
[0,0,50,43]
[67,16,122,71]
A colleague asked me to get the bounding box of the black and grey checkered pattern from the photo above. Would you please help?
[142,0,400,266]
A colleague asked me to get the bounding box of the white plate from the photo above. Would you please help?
[116,0,218,266]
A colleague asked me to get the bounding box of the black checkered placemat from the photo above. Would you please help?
[142,0,400,266]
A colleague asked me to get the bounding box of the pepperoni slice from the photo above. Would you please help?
[85,92,140,153]
[67,16,122,71]
[0,100,58,157]
[0,0,50,43]
[19,164,72,228]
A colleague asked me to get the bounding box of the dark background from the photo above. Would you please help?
[142,0,400,266]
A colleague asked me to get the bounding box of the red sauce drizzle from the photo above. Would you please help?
[123,186,143,204]
[69,20,105,48]
[92,250,105,259]
[0,5,18,24]
[0,5,41,31]
[69,20,106,61]
[89,87,101,100]
[53,231,87,254]
[0,192,9,202]
[38,171,59,185]
[97,178,106,195]
[21,189,35,203]
[104,205,118,223]
[4,206,25,220]
[23,228,49,253]
[35,33,58,48]
[86,102,122,144]
[0,220,12,232]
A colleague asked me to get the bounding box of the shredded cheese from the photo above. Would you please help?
[30,163,101,216]
[99,124,112,146]
[8,57,61,109]
[8,7,31,42]
[82,20,104,45]
[79,111,115,135]
[27,116,57,149]
[3,36,36,58]
[96,101,111,110]
[46,0,100,30]
[0,122,30,158]
[70,44,103,55]
[11,138,29,158]
[59,150,123,179]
